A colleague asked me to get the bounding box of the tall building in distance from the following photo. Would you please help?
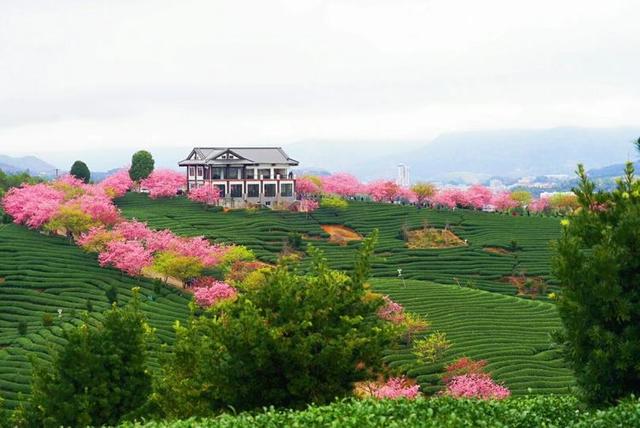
[396,163,410,187]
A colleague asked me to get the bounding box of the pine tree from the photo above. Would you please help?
[70,160,91,183]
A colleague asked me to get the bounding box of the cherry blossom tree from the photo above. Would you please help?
[296,199,319,213]
[1,183,65,229]
[99,169,133,198]
[491,191,519,212]
[295,177,321,197]
[98,240,153,276]
[369,377,420,400]
[411,182,437,205]
[442,373,510,400]
[529,196,550,213]
[465,185,493,209]
[193,280,237,307]
[114,220,154,241]
[77,226,123,252]
[321,173,362,197]
[432,188,460,209]
[366,180,402,202]
[141,169,185,199]
[188,185,221,206]
[75,194,120,225]
[377,296,405,324]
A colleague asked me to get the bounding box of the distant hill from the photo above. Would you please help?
[587,160,640,179]
[396,127,640,182]
[0,155,58,176]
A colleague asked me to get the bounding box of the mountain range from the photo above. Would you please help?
[2,127,639,183]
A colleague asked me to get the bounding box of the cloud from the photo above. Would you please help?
[0,0,638,155]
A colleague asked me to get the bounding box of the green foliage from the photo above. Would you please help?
[29,289,152,427]
[70,160,91,183]
[510,190,533,207]
[553,162,640,406]
[106,284,118,304]
[129,151,155,182]
[17,321,27,336]
[153,251,203,284]
[43,205,96,237]
[321,196,348,210]
[218,245,255,275]
[413,331,451,364]
[287,231,303,250]
[120,395,640,428]
[0,169,44,195]
[86,298,93,312]
[41,313,53,327]
[154,230,399,417]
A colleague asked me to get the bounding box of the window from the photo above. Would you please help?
[264,183,276,197]
[280,183,293,197]
[259,168,271,179]
[204,167,210,179]
[230,184,243,198]
[228,167,241,179]
[188,166,195,177]
[197,167,203,177]
[212,167,223,179]
[274,169,286,179]
[246,169,255,179]
[247,184,259,198]
[215,184,225,197]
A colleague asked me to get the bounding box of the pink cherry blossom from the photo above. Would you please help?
[465,185,493,209]
[75,194,120,225]
[295,177,321,196]
[99,168,133,198]
[433,188,461,209]
[295,199,319,213]
[443,373,511,400]
[370,377,420,400]
[98,240,153,276]
[321,173,363,197]
[113,220,154,241]
[141,169,186,199]
[1,183,65,229]
[529,196,550,213]
[188,185,221,205]
[366,180,402,202]
[377,296,405,324]
[491,192,519,211]
[193,280,237,307]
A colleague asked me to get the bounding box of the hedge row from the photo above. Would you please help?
[120,395,640,428]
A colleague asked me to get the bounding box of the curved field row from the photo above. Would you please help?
[117,194,562,297]
[370,278,574,396]
[0,224,191,408]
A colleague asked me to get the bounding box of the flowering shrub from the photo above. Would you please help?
[413,331,451,363]
[98,240,154,276]
[114,220,154,241]
[193,280,237,307]
[377,296,405,324]
[295,177,321,196]
[295,199,319,213]
[99,169,133,198]
[443,373,510,400]
[321,173,362,197]
[77,226,122,252]
[369,376,420,400]
[442,357,488,384]
[141,169,185,199]
[188,185,221,205]
[2,183,65,229]
[75,194,120,225]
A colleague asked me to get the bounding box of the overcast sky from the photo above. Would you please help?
[1,0,639,162]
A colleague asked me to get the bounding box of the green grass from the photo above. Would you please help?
[0,224,191,408]
[117,193,562,296]
[371,278,574,395]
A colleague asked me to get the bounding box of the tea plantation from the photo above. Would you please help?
[0,224,191,408]
[117,193,562,296]
[372,278,574,396]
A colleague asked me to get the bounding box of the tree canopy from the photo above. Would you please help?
[129,150,155,182]
[70,160,91,183]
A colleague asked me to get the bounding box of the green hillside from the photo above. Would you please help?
[0,224,191,408]
[372,278,574,395]
[117,193,562,296]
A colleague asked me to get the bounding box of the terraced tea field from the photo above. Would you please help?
[372,278,574,395]
[0,224,191,408]
[117,194,562,296]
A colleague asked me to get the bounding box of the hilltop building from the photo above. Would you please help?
[396,163,410,187]
[179,147,299,207]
